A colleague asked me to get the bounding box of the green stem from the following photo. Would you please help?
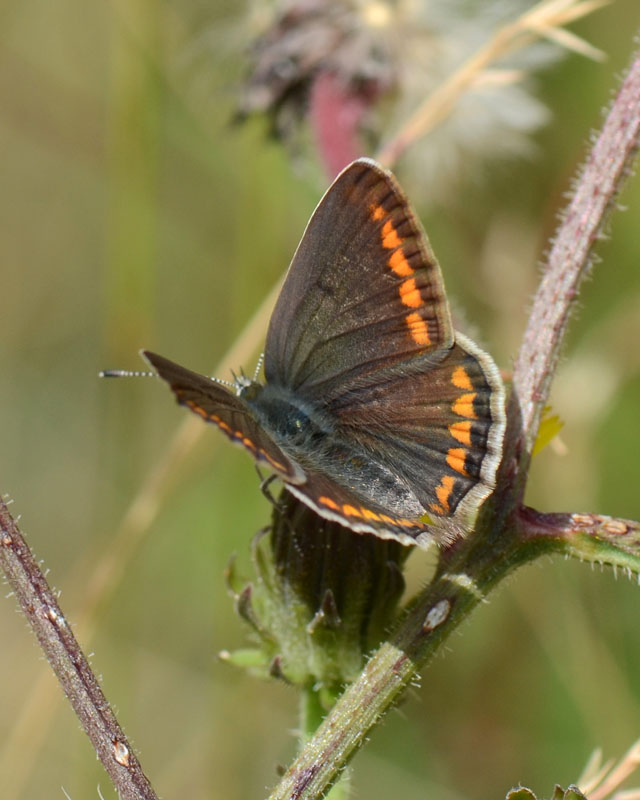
[299,686,351,800]
[300,687,327,744]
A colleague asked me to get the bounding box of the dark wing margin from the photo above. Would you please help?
[264,158,454,401]
[142,351,305,483]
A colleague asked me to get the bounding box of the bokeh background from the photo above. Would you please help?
[2,1,640,798]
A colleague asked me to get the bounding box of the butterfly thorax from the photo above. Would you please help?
[241,382,331,450]
[243,382,425,519]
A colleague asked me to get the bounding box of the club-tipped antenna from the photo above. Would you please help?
[253,352,265,382]
[99,368,157,378]
[210,375,235,389]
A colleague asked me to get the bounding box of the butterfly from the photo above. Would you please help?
[142,159,505,547]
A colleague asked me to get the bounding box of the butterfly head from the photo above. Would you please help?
[232,372,259,398]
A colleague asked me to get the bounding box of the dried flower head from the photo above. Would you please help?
[236,0,606,183]
[223,489,409,692]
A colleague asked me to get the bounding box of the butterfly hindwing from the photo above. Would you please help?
[285,470,435,547]
[326,337,505,525]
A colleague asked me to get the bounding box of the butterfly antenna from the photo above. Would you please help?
[99,368,157,378]
[253,352,265,381]
[210,375,235,389]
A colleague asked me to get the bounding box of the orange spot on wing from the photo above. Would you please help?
[379,514,394,525]
[187,401,209,420]
[451,365,474,391]
[405,312,431,345]
[435,476,455,513]
[399,278,422,308]
[342,504,362,518]
[319,496,339,511]
[370,204,385,221]
[452,393,477,419]
[242,437,256,451]
[258,448,285,471]
[361,508,381,521]
[429,503,446,515]
[446,448,469,476]
[388,249,414,277]
[381,220,402,250]
[449,420,473,446]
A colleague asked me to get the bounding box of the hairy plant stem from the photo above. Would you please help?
[0,279,283,797]
[503,39,640,508]
[300,688,351,800]
[0,499,158,800]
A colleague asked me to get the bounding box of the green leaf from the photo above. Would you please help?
[506,788,537,799]
[218,647,271,679]
[532,407,564,456]
[563,786,588,800]
[551,786,587,800]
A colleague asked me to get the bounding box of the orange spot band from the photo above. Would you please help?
[449,420,473,446]
[388,249,414,277]
[342,504,362,518]
[452,365,474,391]
[381,220,402,250]
[188,401,209,420]
[405,312,431,345]
[258,448,286,472]
[452,393,477,419]
[435,475,455,513]
[319,496,339,511]
[399,278,422,308]
[446,448,468,476]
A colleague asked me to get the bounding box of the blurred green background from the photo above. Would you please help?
[2,1,640,798]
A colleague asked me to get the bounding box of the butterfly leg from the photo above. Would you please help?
[255,466,284,509]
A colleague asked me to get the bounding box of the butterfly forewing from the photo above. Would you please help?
[142,351,305,484]
[265,159,454,400]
